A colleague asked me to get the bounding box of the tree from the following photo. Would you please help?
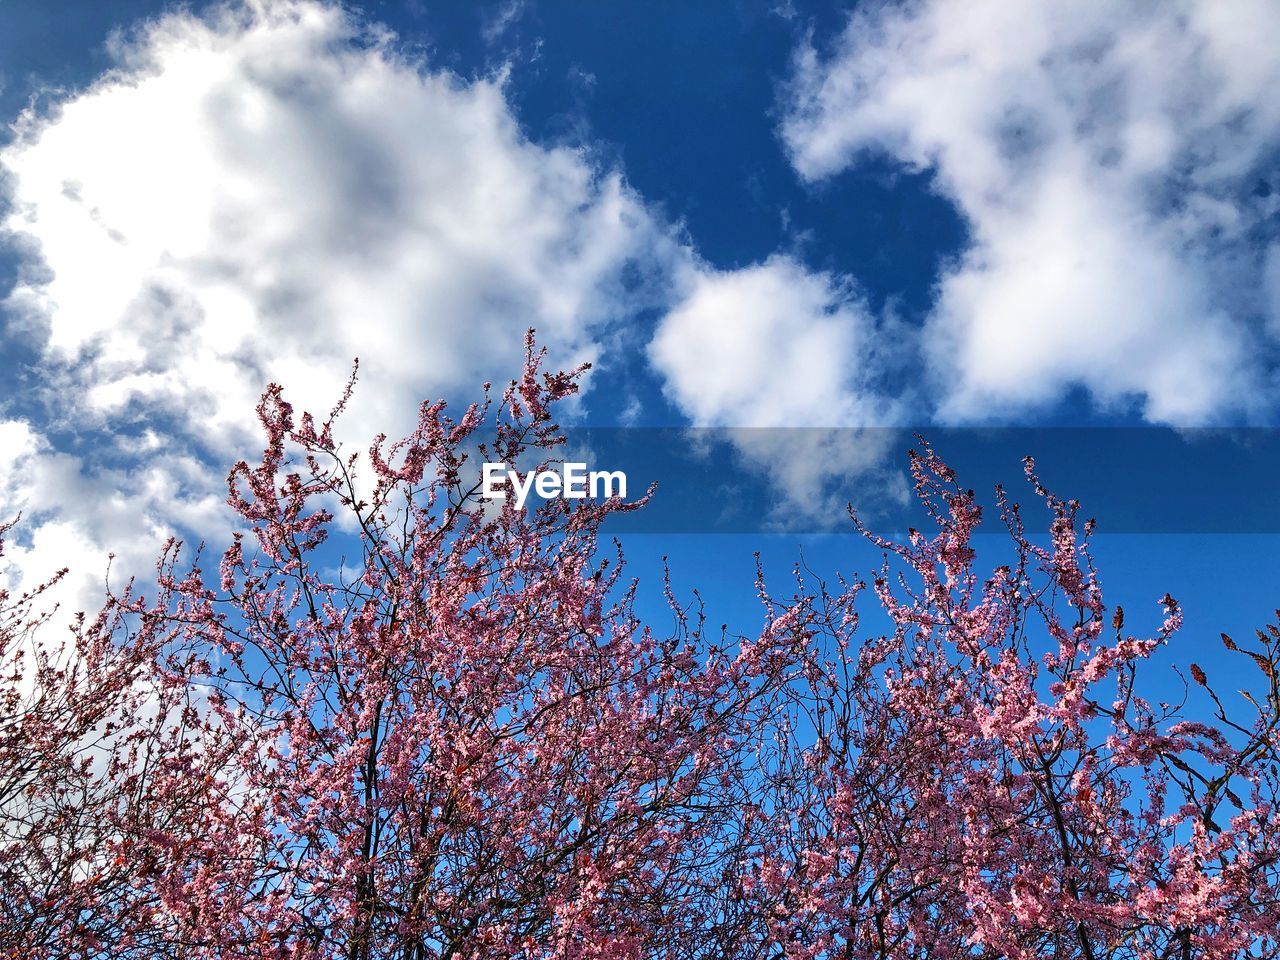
[2,335,1278,959]
[753,449,1280,959]
[0,523,254,956]
[132,333,811,959]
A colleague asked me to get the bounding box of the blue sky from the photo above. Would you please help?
[2,0,1280,701]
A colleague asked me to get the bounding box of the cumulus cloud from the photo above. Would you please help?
[1266,243,1280,339]
[0,419,228,612]
[649,255,905,525]
[651,254,892,428]
[781,0,1280,423]
[5,0,677,445]
[0,0,679,608]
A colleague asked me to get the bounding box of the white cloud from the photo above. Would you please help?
[648,255,906,524]
[483,0,527,46]
[0,0,680,608]
[0,419,225,613]
[1265,243,1280,339]
[650,255,893,428]
[781,0,1280,423]
[5,0,675,448]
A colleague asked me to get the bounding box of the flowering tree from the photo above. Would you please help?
[754,450,1280,959]
[133,335,813,959]
[0,524,253,956]
[2,337,1278,959]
